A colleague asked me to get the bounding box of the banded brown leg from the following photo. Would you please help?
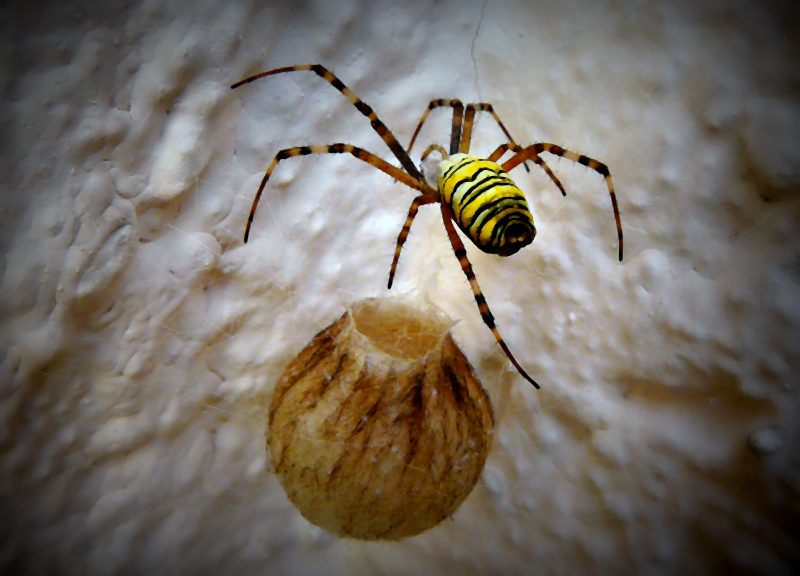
[439,202,541,389]
[407,99,465,156]
[387,193,438,289]
[244,143,433,243]
[232,64,424,181]
[487,143,566,197]
[459,103,531,172]
[503,143,623,261]
[420,144,449,163]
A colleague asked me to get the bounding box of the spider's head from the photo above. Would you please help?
[497,221,536,256]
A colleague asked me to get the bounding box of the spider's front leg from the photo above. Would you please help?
[407,99,464,157]
[407,100,531,171]
[232,64,424,181]
[459,103,531,172]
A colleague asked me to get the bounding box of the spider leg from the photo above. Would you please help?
[487,143,566,197]
[420,144,449,163]
[439,202,541,389]
[407,99,464,156]
[232,64,423,181]
[387,193,439,289]
[244,144,433,243]
[393,145,447,188]
[502,143,623,261]
[460,103,531,172]
[486,142,517,163]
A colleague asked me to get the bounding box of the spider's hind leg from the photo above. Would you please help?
[439,202,541,389]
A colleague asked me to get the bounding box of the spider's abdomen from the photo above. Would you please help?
[438,154,536,256]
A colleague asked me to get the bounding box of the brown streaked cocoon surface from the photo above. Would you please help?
[267,297,494,540]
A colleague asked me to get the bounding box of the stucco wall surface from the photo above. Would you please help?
[1,0,798,574]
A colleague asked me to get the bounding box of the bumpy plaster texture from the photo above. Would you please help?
[1,0,798,574]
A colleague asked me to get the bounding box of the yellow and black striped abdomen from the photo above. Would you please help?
[438,154,536,256]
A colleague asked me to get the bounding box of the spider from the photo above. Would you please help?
[231,64,623,389]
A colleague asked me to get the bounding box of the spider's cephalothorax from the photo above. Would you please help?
[231,64,624,389]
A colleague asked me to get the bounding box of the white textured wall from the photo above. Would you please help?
[2,0,798,574]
